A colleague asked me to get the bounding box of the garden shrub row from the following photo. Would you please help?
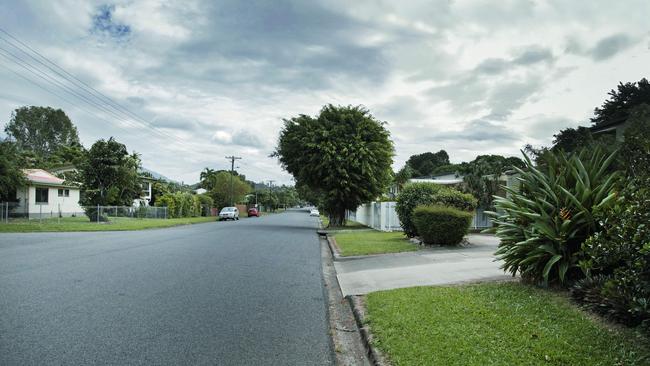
[396,182,477,237]
[155,192,205,218]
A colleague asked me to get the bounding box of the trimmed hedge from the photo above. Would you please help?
[396,182,477,237]
[412,205,473,245]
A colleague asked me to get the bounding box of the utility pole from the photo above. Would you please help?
[226,156,242,206]
[268,180,275,212]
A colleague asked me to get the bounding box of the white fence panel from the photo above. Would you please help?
[348,202,493,232]
[347,201,402,232]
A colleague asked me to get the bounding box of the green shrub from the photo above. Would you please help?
[412,205,472,245]
[396,183,477,237]
[156,193,177,218]
[154,192,203,218]
[197,194,213,216]
[488,147,619,285]
[579,183,650,331]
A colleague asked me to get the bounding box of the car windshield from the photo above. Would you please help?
[222,207,235,212]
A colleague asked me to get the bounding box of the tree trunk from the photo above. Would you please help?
[328,208,346,227]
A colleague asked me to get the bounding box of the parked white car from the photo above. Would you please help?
[309,208,319,217]
[219,207,239,221]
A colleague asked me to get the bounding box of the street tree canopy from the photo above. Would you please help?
[79,137,141,219]
[202,171,251,208]
[275,104,394,226]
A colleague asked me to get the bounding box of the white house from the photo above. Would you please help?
[13,169,83,218]
[49,165,157,207]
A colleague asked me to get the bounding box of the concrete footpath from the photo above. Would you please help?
[334,234,512,296]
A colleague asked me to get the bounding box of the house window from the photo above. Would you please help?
[58,189,70,197]
[35,188,49,204]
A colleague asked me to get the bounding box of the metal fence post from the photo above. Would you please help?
[97,204,100,223]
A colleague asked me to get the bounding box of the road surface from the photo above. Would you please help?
[0,211,333,365]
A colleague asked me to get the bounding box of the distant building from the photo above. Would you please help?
[49,165,158,207]
[12,169,83,218]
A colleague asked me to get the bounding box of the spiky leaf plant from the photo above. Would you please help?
[487,147,619,285]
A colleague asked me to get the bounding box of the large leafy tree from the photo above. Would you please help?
[79,138,141,219]
[405,150,450,177]
[4,106,81,162]
[275,104,394,226]
[204,171,251,208]
[592,78,650,126]
[0,140,27,201]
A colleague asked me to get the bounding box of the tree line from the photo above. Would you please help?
[0,105,301,220]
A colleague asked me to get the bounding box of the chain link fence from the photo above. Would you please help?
[84,205,168,222]
[0,202,169,223]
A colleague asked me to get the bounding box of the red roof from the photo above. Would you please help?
[22,169,65,185]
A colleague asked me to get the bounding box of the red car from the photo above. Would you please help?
[247,208,260,217]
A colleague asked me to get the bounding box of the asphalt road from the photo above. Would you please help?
[0,210,333,365]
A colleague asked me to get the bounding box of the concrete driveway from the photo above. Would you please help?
[334,234,512,296]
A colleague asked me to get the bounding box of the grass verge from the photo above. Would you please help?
[364,282,650,366]
[320,215,369,230]
[0,216,216,233]
[334,231,417,256]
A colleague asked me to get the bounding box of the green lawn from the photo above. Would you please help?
[334,231,417,256]
[0,216,216,232]
[365,282,650,366]
[320,215,369,230]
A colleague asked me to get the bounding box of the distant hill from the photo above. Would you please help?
[139,167,175,183]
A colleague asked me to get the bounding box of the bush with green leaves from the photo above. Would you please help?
[571,112,650,331]
[197,194,213,216]
[412,205,473,245]
[396,183,477,237]
[155,193,178,218]
[155,192,202,218]
[572,181,650,331]
[488,147,619,285]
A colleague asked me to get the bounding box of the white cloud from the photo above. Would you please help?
[1,0,649,183]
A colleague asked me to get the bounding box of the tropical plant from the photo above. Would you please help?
[412,205,473,245]
[458,155,525,209]
[572,113,650,331]
[487,147,619,285]
[396,182,477,237]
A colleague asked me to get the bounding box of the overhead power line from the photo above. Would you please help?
[0,27,199,155]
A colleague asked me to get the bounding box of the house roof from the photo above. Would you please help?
[22,169,76,188]
[590,115,628,133]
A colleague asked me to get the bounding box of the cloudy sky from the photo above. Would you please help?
[1,1,649,184]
